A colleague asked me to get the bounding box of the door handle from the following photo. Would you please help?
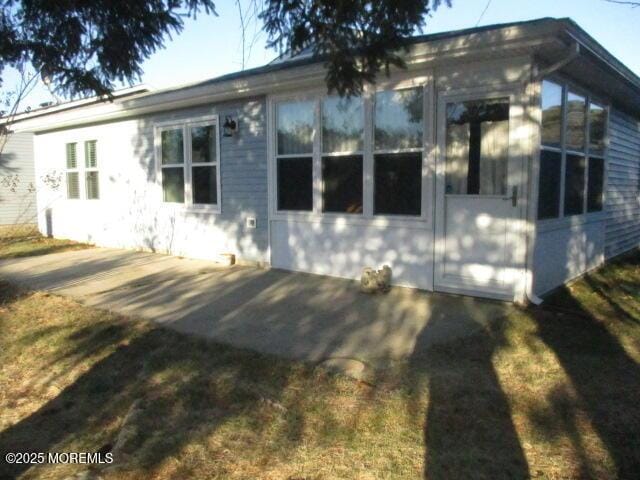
[503,186,518,207]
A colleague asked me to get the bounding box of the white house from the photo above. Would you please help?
[9,18,640,302]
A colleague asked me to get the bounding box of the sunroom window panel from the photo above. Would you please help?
[587,156,604,212]
[191,125,216,163]
[277,100,314,155]
[589,103,607,156]
[566,92,586,152]
[162,167,185,203]
[537,150,562,219]
[541,80,563,148]
[322,155,363,213]
[192,165,217,205]
[564,153,586,216]
[277,157,313,211]
[322,96,363,153]
[374,88,423,151]
[161,129,184,165]
[374,153,422,216]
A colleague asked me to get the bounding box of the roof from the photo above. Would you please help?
[9,17,640,131]
[4,85,152,126]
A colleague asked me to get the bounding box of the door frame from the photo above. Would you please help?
[433,84,530,301]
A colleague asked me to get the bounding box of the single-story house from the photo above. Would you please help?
[9,17,640,302]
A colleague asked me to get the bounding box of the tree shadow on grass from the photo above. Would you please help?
[408,302,530,480]
[529,290,640,479]
[0,318,304,479]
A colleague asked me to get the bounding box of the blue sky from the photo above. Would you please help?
[8,0,640,109]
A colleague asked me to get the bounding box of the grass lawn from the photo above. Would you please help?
[0,236,639,479]
[0,225,90,259]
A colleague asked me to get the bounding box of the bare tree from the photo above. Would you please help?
[235,0,265,70]
[0,64,45,155]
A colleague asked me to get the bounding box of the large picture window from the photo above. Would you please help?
[157,117,220,208]
[537,80,607,220]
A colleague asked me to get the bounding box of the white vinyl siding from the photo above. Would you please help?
[0,132,36,225]
[604,108,640,258]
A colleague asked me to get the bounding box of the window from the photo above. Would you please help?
[566,92,586,152]
[274,86,427,218]
[65,142,79,199]
[445,98,509,196]
[587,102,607,212]
[564,153,586,216]
[84,140,99,199]
[191,125,218,205]
[322,96,363,213]
[276,100,314,211]
[537,80,607,220]
[161,128,185,203]
[374,88,423,215]
[538,80,564,219]
[537,150,562,219]
[563,91,586,218]
[587,157,604,212]
[541,80,563,148]
[158,118,220,208]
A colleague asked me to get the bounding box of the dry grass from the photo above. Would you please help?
[0,226,90,259]
[0,245,638,479]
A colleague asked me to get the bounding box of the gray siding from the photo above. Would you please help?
[135,98,269,261]
[605,109,640,258]
[0,132,36,225]
[34,97,269,264]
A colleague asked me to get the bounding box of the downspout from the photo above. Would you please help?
[524,41,581,306]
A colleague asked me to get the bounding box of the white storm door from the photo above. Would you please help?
[434,91,524,300]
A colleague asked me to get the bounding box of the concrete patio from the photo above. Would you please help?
[0,247,513,370]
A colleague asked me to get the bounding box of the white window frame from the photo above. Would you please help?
[154,114,221,213]
[65,142,80,200]
[267,73,433,228]
[83,139,100,200]
[372,86,427,217]
[537,75,609,230]
[320,94,365,214]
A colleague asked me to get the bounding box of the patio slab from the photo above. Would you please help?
[0,247,513,369]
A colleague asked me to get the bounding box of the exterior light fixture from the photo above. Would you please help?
[222,116,237,137]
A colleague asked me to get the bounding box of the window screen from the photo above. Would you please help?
[564,153,586,216]
[374,152,422,215]
[276,100,314,211]
[537,150,562,219]
[587,157,604,212]
[373,88,424,215]
[277,157,313,211]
